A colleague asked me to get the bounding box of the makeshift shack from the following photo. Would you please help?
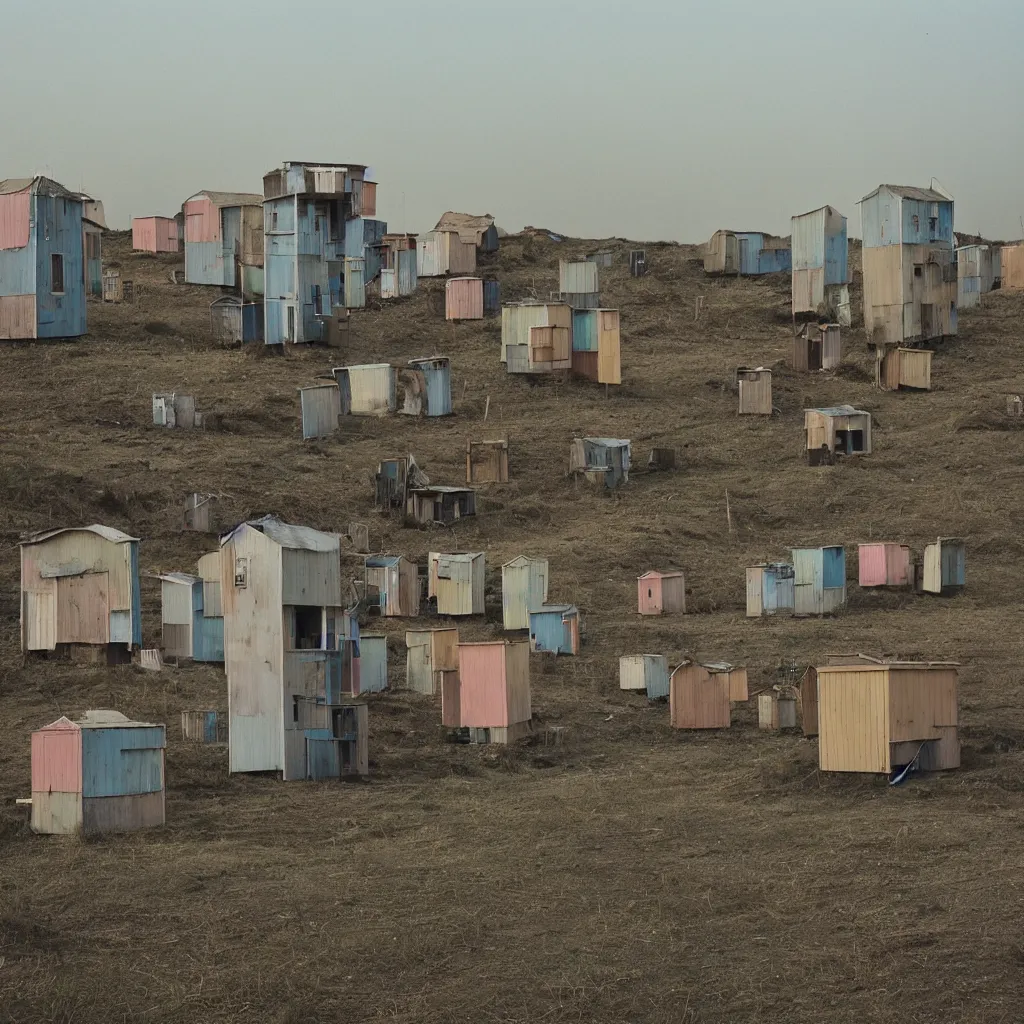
[793,323,841,372]
[406,486,476,526]
[429,552,486,616]
[401,357,452,417]
[155,559,224,663]
[467,440,510,484]
[745,562,795,617]
[804,406,872,464]
[501,556,549,630]
[220,516,359,780]
[298,382,341,440]
[29,711,166,835]
[872,346,933,391]
[501,301,572,364]
[445,278,500,320]
[637,570,686,615]
[571,308,621,385]
[446,641,532,743]
[816,661,959,773]
[858,544,912,587]
[405,627,459,694]
[375,455,428,510]
[669,663,731,729]
[792,546,846,616]
[619,655,670,699]
[417,229,476,277]
[333,364,396,416]
[20,525,142,659]
[528,605,579,655]
[921,538,965,595]
[153,393,201,429]
[737,367,772,415]
[364,555,419,617]
[569,438,630,489]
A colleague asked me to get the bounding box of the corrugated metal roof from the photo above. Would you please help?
[793,204,840,221]
[860,185,951,203]
[21,524,139,546]
[583,437,630,447]
[411,486,474,496]
[188,190,263,208]
[0,176,79,198]
[435,212,495,243]
[533,604,577,615]
[220,514,339,552]
[365,555,401,568]
[810,404,868,417]
[76,710,159,729]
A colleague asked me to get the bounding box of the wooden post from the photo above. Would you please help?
[484,395,490,421]
[726,490,733,534]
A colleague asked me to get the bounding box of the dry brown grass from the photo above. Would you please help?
[2,232,1024,1022]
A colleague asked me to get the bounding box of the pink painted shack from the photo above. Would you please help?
[30,710,166,835]
[637,570,686,615]
[858,543,912,587]
[444,641,532,743]
[132,216,179,253]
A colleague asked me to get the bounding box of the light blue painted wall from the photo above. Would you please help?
[572,308,596,351]
[941,543,966,587]
[0,236,36,297]
[397,249,417,295]
[758,247,792,274]
[414,360,451,416]
[736,233,763,275]
[823,218,848,285]
[529,608,577,655]
[185,240,222,285]
[359,636,388,693]
[35,194,86,337]
[822,547,846,589]
[901,198,954,247]
[861,190,900,248]
[81,726,165,798]
[190,580,224,662]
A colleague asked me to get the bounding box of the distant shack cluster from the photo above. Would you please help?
[10,163,993,839]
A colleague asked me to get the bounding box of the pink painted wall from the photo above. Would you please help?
[0,190,31,250]
[445,278,483,320]
[31,720,82,793]
[184,198,219,243]
[132,218,157,251]
[859,544,910,587]
[457,644,508,728]
[638,574,663,615]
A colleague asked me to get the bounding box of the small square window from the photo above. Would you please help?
[234,556,248,588]
[914,265,923,278]
[50,254,64,294]
[929,217,938,234]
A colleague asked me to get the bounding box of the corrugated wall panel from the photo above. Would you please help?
[559,260,599,293]
[359,636,388,693]
[0,190,31,250]
[458,645,509,727]
[446,278,484,320]
[31,726,82,793]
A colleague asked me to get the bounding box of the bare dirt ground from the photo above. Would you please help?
[2,231,1024,1023]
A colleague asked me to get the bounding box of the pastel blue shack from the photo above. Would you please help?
[156,572,224,663]
[406,357,453,416]
[529,605,580,655]
[791,205,850,322]
[262,161,385,344]
[735,233,793,275]
[0,177,87,340]
[358,635,388,693]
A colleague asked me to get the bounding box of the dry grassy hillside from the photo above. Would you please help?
[2,230,1024,1023]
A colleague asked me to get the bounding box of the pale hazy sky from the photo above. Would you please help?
[3,0,1020,241]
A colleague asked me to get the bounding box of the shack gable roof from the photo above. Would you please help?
[531,604,577,616]
[860,184,951,204]
[503,555,544,568]
[281,161,367,173]
[0,176,79,198]
[793,204,843,221]
[333,362,392,374]
[21,524,139,547]
[221,514,339,553]
[152,572,201,586]
[435,212,495,233]
[412,486,474,496]
[638,569,684,580]
[77,709,159,729]
[187,190,263,209]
